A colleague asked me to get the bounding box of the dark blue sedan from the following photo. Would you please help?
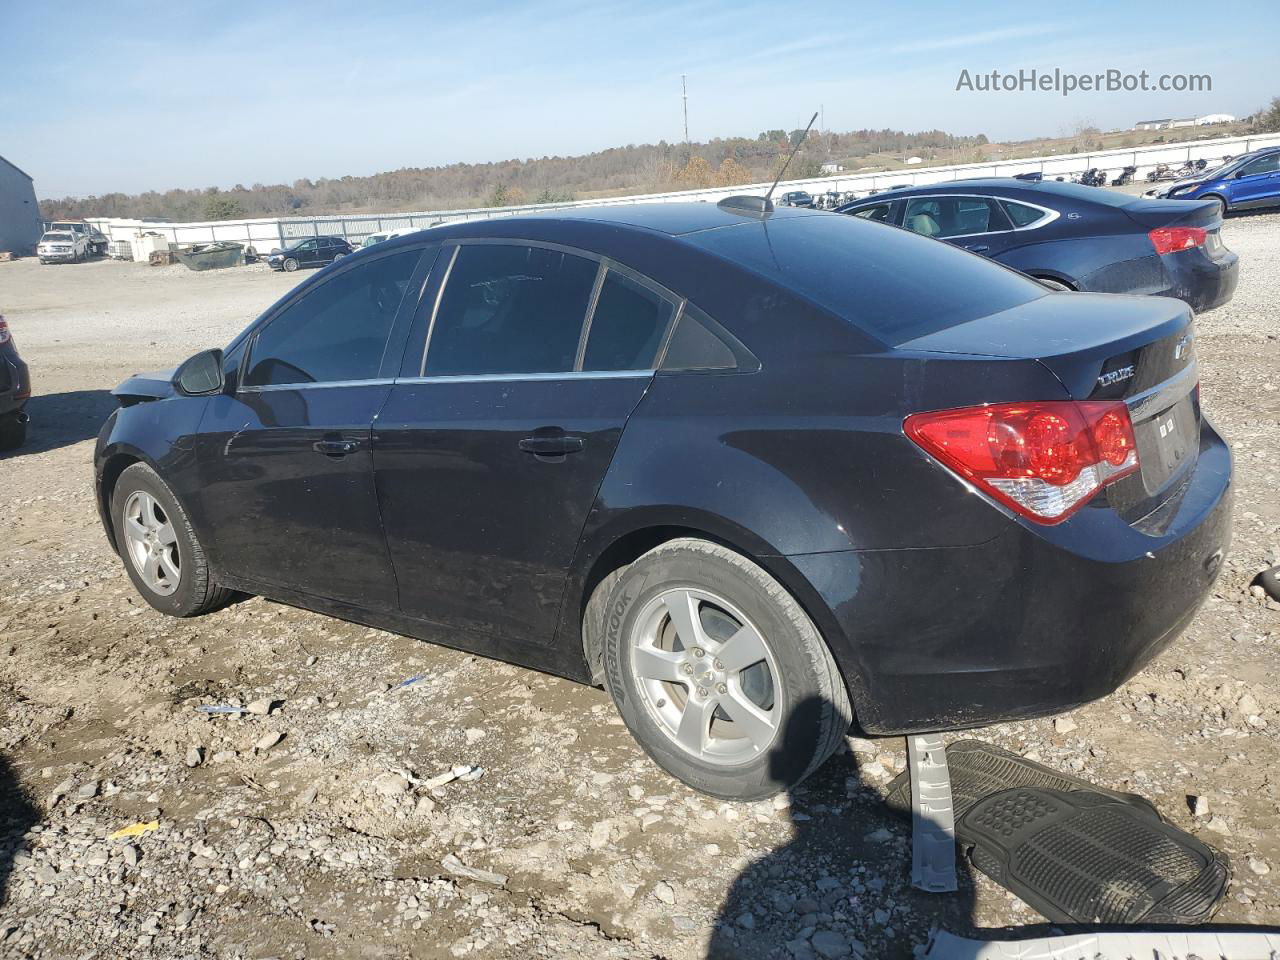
[1146,146,1280,216]
[837,178,1238,313]
[94,202,1231,799]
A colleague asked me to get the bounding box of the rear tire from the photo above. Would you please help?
[597,538,852,800]
[111,462,236,617]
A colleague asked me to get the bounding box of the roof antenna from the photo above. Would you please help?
[719,111,819,219]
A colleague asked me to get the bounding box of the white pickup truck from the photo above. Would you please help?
[48,221,108,257]
[37,230,92,263]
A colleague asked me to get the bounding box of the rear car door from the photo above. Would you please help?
[374,241,677,645]
[195,247,430,607]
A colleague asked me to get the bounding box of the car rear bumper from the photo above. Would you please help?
[1159,247,1239,313]
[788,418,1233,734]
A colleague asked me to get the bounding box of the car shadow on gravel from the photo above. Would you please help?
[0,389,115,460]
[707,697,977,960]
[0,753,39,906]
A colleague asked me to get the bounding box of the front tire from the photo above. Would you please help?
[598,538,852,800]
[111,463,235,617]
[283,257,299,272]
[1208,195,1228,219]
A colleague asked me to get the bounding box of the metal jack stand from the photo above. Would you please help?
[908,735,957,893]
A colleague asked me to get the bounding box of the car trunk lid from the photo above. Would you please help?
[899,292,1199,523]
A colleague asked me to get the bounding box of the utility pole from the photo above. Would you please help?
[682,74,689,145]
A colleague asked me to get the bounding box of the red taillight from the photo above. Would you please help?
[1149,226,1206,255]
[905,401,1140,524]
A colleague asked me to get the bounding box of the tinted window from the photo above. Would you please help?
[425,244,597,376]
[297,239,316,250]
[660,304,740,371]
[904,196,1008,238]
[1240,154,1280,176]
[1003,200,1048,227]
[245,250,419,386]
[684,214,1046,344]
[582,270,675,371]
[850,202,892,223]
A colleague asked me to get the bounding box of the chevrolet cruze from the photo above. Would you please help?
[94,202,1232,799]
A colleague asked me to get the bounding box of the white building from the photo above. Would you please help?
[905,156,923,165]
[0,154,42,255]
[1194,113,1235,125]
[820,162,845,174]
[1135,114,1235,131]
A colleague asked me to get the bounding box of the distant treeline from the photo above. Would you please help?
[40,126,990,222]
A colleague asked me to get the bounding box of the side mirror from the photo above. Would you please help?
[173,348,225,396]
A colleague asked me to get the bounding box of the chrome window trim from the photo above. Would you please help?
[394,370,654,385]
[1125,361,1199,422]
[238,378,395,394]
[897,193,1060,240]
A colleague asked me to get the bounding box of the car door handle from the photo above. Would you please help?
[518,436,585,456]
[966,244,990,253]
[313,439,360,457]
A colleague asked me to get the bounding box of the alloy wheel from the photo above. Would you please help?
[122,490,181,596]
[628,587,782,765]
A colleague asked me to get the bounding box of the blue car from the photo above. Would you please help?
[1147,146,1280,216]
[836,178,1238,313]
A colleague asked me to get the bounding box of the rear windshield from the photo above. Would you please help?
[42,233,73,241]
[684,213,1046,344]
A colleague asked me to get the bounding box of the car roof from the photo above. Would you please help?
[373,201,824,250]
[839,177,1146,209]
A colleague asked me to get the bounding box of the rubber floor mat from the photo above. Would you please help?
[957,787,1230,924]
[884,739,1158,821]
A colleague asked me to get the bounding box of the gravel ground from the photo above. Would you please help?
[1,216,1278,960]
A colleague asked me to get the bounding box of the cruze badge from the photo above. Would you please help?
[1174,333,1194,360]
[1097,365,1136,388]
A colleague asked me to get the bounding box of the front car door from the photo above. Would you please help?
[374,241,678,649]
[1228,152,1280,208]
[195,246,431,607]
[902,194,1016,258]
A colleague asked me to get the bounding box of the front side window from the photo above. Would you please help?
[425,244,598,376]
[244,249,419,386]
[1239,153,1280,177]
[581,270,675,371]
[850,202,892,223]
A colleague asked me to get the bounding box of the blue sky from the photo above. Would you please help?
[1,0,1275,198]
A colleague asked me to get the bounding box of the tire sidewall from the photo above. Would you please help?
[284,258,299,272]
[602,545,833,800]
[111,464,202,617]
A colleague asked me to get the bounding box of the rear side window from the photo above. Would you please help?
[685,214,1046,344]
[425,244,597,376]
[581,270,675,371]
[1003,200,1050,228]
[1239,153,1280,176]
[660,304,749,372]
[244,250,419,386]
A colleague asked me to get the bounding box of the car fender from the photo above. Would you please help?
[94,396,212,549]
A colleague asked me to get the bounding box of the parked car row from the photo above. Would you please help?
[96,196,1233,799]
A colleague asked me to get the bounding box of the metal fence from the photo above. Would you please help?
[81,130,1280,252]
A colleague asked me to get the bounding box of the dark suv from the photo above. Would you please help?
[266,236,353,272]
[0,315,31,451]
[94,203,1231,800]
